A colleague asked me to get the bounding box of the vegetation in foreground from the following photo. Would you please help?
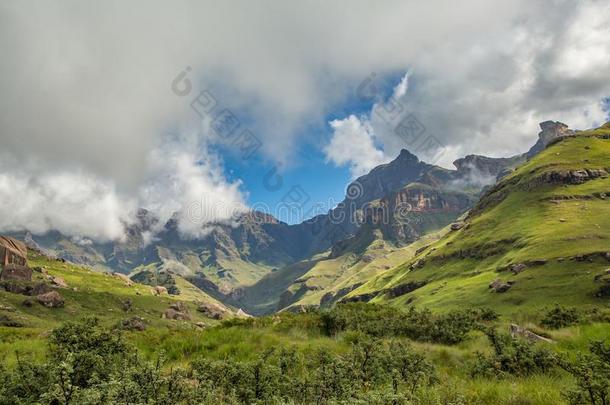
[1,303,609,404]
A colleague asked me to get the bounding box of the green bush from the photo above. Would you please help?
[471,329,561,378]
[0,318,439,404]
[563,341,610,405]
[541,305,581,329]
[320,303,485,344]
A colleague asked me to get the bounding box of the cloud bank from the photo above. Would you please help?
[0,0,609,240]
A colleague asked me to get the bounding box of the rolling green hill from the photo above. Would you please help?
[346,123,610,315]
[0,250,236,336]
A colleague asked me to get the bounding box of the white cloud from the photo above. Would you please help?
[0,166,133,242]
[0,130,247,241]
[324,115,389,178]
[333,1,610,168]
[139,133,247,238]
[0,0,609,240]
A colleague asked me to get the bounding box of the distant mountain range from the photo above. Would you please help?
[11,120,582,313]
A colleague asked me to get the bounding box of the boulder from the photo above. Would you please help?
[37,291,65,308]
[450,222,465,231]
[509,324,554,343]
[0,264,32,282]
[489,279,515,293]
[120,316,147,331]
[152,286,168,295]
[169,301,188,313]
[113,273,134,287]
[196,302,227,320]
[29,282,53,296]
[51,277,68,288]
[162,308,190,321]
[509,263,527,275]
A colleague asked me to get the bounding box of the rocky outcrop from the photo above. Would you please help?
[509,263,527,275]
[162,301,191,320]
[450,222,465,231]
[120,316,147,331]
[30,283,53,296]
[162,308,190,321]
[37,291,65,308]
[319,283,364,307]
[595,269,610,297]
[509,324,554,343]
[113,273,134,286]
[340,291,378,303]
[471,167,608,218]
[533,169,608,186]
[360,184,475,243]
[0,236,28,268]
[489,279,515,293]
[152,286,168,295]
[51,276,68,288]
[385,281,427,298]
[0,264,32,282]
[197,302,228,320]
[526,121,574,158]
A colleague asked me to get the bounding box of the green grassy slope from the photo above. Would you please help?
[347,124,610,315]
[0,251,230,334]
[274,228,449,312]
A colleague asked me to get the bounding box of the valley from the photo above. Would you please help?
[1,121,609,404]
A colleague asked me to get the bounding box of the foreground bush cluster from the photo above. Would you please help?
[0,304,608,404]
[0,317,439,404]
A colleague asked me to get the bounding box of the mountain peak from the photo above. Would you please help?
[526,121,574,158]
[396,148,419,162]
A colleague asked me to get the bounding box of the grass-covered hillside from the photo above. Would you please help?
[276,229,448,313]
[0,250,236,354]
[347,123,610,316]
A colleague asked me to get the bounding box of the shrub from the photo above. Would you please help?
[541,305,581,329]
[563,341,610,405]
[320,303,483,344]
[471,329,561,378]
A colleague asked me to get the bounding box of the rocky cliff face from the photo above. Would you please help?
[282,149,444,257]
[359,184,475,243]
[526,121,574,158]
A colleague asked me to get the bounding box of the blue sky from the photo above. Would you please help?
[216,71,406,224]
